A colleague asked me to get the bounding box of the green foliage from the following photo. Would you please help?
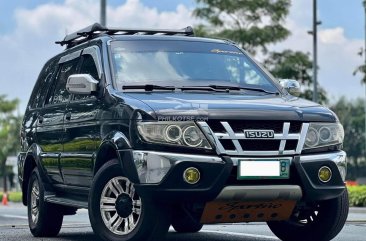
[264,50,313,84]
[353,45,366,84]
[0,192,22,202]
[0,95,19,114]
[348,186,366,207]
[194,0,291,54]
[264,50,328,103]
[331,97,365,159]
[331,97,365,179]
[347,163,366,181]
[353,64,366,84]
[194,24,210,37]
[0,95,21,192]
[0,96,20,157]
[301,89,328,105]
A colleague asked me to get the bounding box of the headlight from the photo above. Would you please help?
[137,122,212,149]
[303,123,344,149]
[183,126,203,147]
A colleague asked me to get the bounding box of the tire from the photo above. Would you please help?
[172,214,203,233]
[27,168,63,237]
[267,190,349,241]
[89,159,170,241]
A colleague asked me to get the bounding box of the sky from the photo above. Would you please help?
[0,0,365,112]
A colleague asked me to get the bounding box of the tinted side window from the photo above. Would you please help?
[46,58,79,105]
[73,55,99,101]
[29,58,57,109]
[81,55,99,80]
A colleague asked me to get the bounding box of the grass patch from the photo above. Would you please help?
[348,185,366,207]
[0,192,23,202]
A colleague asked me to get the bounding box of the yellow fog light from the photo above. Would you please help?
[318,166,332,183]
[183,167,200,184]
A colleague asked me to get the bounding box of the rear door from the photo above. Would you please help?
[61,46,103,187]
[37,52,81,184]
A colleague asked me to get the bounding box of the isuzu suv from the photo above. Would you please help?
[18,23,348,241]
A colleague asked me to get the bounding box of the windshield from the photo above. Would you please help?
[110,40,278,92]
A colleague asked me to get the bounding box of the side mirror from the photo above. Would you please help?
[66,74,98,95]
[279,79,301,96]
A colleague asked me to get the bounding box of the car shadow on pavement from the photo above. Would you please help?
[55,231,270,241]
[167,232,266,241]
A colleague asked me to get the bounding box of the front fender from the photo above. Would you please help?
[100,130,132,150]
[95,131,139,183]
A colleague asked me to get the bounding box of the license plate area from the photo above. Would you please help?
[237,159,290,180]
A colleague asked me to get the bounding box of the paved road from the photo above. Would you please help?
[0,203,365,241]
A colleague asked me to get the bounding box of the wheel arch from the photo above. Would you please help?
[22,144,48,205]
[22,155,37,205]
[94,131,136,177]
[94,143,119,176]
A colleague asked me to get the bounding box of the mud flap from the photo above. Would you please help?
[200,200,296,224]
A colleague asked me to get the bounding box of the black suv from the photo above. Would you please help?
[18,23,348,241]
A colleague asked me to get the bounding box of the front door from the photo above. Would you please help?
[61,49,102,187]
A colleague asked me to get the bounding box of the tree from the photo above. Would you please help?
[264,50,313,84]
[353,46,366,84]
[331,97,365,179]
[193,1,328,103]
[193,0,291,55]
[0,95,20,193]
[264,50,328,104]
[353,63,366,85]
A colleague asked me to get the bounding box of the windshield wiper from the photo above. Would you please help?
[178,85,227,92]
[210,85,279,94]
[180,85,279,94]
[122,84,176,91]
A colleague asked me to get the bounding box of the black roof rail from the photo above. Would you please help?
[55,23,107,47]
[56,23,195,49]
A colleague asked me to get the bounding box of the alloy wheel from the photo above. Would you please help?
[30,180,40,223]
[100,176,142,235]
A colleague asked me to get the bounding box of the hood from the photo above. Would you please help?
[121,92,337,122]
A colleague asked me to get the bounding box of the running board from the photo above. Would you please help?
[44,196,88,209]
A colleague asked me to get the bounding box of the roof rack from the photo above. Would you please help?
[56,23,195,48]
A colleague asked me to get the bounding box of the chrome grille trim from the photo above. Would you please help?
[279,123,290,155]
[296,123,309,153]
[197,121,309,156]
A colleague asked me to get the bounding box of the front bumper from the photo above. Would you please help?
[120,150,347,203]
[296,151,347,201]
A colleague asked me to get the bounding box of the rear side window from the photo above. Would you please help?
[46,58,79,105]
[29,59,57,109]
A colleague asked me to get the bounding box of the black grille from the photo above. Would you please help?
[285,140,298,151]
[239,140,280,151]
[207,120,302,133]
[289,122,302,133]
[221,139,236,150]
[203,120,305,155]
